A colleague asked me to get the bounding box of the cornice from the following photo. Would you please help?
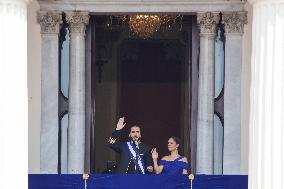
[38,0,246,13]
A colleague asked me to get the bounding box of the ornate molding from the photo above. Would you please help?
[247,0,282,5]
[222,12,247,34]
[37,11,62,34]
[38,0,245,13]
[66,11,90,34]
[197,12,220,35]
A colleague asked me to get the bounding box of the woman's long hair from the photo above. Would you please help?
[170,136,184,156]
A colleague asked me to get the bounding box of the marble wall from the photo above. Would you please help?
[28,0,41,174]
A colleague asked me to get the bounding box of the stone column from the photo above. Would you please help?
[248,1,284,188]
[222,11,247,174]
[66,11,89,173]
[196,12,219,174]
[38,11,62,173]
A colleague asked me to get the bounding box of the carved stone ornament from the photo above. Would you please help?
[66,12,90,34]
[197,12,220,35]
[222,12,247,34]
[37,11,62,34]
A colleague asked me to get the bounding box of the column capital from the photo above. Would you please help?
[66,11,90,34]
[197,12,220,36]
[37,11,62,34]
[222,12,247,35]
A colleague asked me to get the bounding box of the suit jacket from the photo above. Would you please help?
[108,130,153,174]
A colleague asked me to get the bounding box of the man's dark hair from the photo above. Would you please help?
[130,125,141,130]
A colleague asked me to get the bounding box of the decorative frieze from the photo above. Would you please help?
[222,12,247,34]
[38,0,246,13]
[66,11,89,34]
[197,12,220,35]
[37,11,62,34]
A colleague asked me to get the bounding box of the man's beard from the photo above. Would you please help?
[131,137,140,142]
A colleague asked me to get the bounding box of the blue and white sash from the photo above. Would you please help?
[126,142,145,174]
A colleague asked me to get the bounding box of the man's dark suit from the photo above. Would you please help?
[108,130,152,174]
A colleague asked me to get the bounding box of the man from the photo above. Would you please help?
[108,117,153,174]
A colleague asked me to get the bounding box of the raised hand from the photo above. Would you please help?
[151,148,159,160]
[116,117,126,130]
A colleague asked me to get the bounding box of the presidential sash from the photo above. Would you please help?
[126,142,145,174]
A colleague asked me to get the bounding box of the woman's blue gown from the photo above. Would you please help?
[160,156,189,174]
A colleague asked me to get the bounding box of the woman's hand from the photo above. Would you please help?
[151,149,163,174]
[116,117,126,130]
[151,148,159,160]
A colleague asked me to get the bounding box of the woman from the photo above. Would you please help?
[152,137,189,174]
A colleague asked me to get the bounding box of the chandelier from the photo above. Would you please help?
[108,15,183,39]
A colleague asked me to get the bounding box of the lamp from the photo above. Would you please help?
[108,14,183,39]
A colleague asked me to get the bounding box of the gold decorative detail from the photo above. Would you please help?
[129,15,161,39]
[83,173,89,180]
[108,15,182,39]
[188,174,194,180]
[108,137,117,144]
[188,174,194,189]
[83,173,89,189]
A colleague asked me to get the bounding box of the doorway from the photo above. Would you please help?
[92,16,192,173]
[119,39,186,158]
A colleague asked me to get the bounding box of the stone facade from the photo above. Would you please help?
[37,0,247,174]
